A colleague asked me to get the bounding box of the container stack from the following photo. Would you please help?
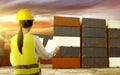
[3,32,11,66]
[0,31,5,66]
[81,18,108,68]
[52,16,80,68]
[108,28,120,67]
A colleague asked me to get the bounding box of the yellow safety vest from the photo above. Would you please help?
[10,33,42,75]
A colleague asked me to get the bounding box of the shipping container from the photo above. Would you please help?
[82,48,107,57]
[82,27,106,38]
[109,48,120,57]
[3,42,11,66]
[0,39,4,48]
[109,57,120,67]
[54,26,80,36]
[3,50,11,66]
[0,56,3,66]
[82,57,108,68]
[82,38,107,47]
[0,47,4,56]
[82,18,106,28]
[109,38,120,47]
[40,59,52,64]
[52,57,80,68]
[53,36,80,47]
[54,47,80,57]
[34,34,53,39]
[54,16,80,27]
[108,28,120,38]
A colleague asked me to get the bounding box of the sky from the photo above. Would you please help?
[0,0,120,33]
[0,0,120,56]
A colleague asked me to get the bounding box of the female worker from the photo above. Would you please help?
[10,9,60,75]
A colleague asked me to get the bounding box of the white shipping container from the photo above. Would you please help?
[53,36,80,47]
[45,36,80,52]
[107,20,120,28]
[109,57,120,67]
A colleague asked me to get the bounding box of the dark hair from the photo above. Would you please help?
[17,20,33,54]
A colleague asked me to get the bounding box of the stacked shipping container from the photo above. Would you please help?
[81,18,108,68]
[108,28,120,67]
[0,31,5,66]
[52,16,80,68]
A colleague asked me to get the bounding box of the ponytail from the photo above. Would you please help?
[17,25,23,54]
[17,20,33,54]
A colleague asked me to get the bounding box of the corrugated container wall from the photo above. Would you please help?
[53,16,81,68]
[81,18,108,68]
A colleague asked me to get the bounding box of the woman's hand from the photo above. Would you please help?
[53,46,60,55]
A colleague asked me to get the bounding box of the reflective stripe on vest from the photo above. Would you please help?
[13,64,39,69]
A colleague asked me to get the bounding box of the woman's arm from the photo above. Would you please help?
[35,36,60,59]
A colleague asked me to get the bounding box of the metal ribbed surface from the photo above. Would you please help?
[54,47,80,57]
[54,26,80,36]
[82,18,106,28]
[82,57,108,68]
[82,27,106,37]
[82,48,107,57]
[82,38,107,47]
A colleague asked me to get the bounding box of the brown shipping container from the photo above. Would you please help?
[82,38,107,47]
[54,16,80,27]
[40,60,52,64]
[54,26,80,36]
[82,18,106,28]
[3,50,11,66]
[82,47,107,57]
[0,56,3,66]
[0,40,4,48]
[109,38,120,47]
[109,48,120,57]
[54,47,80,57]
[108,28,120,38]
[82,27,106,38]
[3,43,11,66]
[82,57,108,68]
[52,57,80,68]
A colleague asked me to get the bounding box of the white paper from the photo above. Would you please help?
[45,38,59,52]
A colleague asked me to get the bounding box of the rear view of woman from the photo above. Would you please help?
[10,9,60,75]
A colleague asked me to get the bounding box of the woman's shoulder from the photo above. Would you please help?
[33,35,44,43]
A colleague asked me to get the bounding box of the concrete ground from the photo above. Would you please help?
[0,64,120,75]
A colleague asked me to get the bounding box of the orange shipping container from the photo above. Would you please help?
[3,50,11,66]
[52,57,80,68]
[54,16,80,27]
[40,59,52,64]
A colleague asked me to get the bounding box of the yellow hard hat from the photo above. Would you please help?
[16,9,34,20]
